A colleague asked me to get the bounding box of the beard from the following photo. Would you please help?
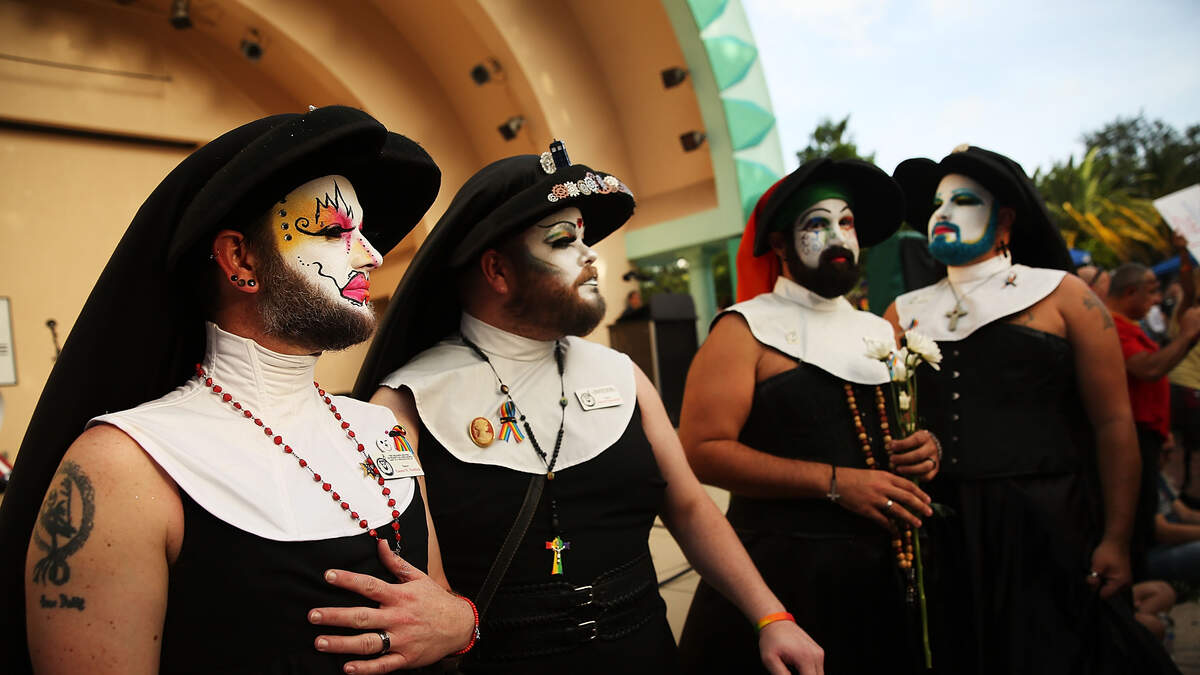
[505,251,606,337]
[254,244,376,353]
[786,244,860,299]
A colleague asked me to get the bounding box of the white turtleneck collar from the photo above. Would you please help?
[719,276,895,385]
[381,313,638,474]
[946,252,1012,288]
[200,322,320,415]
[90,322,417,542]
[460,312,557,362]
[895,255,1066,342]
[773,276,846,313]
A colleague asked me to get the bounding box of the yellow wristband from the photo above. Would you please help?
[755,611,795,632]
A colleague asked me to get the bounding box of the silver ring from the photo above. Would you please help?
[377,631,390,656]
[1087,570,1100,580]
[884,499,894,511]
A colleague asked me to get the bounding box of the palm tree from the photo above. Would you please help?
[1034,147,1171,268]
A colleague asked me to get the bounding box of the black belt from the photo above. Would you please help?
[473,552,663,662]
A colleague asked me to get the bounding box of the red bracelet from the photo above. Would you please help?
[452,595,480,656]
[755,611,795,632]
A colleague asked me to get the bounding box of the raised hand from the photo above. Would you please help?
[309,539,476,673]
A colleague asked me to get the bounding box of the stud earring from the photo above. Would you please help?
[230,274,239,281]
[247,280,257,287]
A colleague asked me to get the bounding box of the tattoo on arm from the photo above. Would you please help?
[32,461,95,591]
[1082,294,1115,330]
[1016,309,1035,326]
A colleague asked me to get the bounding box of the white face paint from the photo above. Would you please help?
[520,206,600,301]
[273,175,382,314]
[792,198,859,269]
[927,174,995,245]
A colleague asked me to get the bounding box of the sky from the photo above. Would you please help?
[742,0,1200,178]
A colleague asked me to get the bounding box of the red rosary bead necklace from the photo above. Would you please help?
[195,364,402,550]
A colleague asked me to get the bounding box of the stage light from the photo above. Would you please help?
[240,29,263,62]
[661,67,689,89]
[498,116,525,141]
[680,130,706,152]
[169,0,192,29]
[470,58,503,86]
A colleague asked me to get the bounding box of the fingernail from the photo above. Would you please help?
[316,638,328,651]
[325,570,337,582]
[309,610,322,623]
[345,665,357,674]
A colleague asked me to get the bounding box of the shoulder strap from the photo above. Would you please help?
[474,473,546,618]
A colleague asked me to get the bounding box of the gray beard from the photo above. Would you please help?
[255,246,376,353]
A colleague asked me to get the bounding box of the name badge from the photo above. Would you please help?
[574,385,622,411]
[369,430,424,480]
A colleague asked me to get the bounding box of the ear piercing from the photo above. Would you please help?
[230,274,256,288]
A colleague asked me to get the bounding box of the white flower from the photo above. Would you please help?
[863,337,894,361]
[905,330,942,370]
[890,349,910,382]
[898,391,911,411]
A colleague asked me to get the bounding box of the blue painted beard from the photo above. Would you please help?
[928,206,999,266]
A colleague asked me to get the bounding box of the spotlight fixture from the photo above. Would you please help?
[679,130,706,152]
[240,29,263,62]
[660,67,689,89]
[169,0,192,29]
[498,115,525,141]
[470,58,503,86]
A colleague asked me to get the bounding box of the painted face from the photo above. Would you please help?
[792,198,859,269]
[927,173,999,266]
[520,207,600,301]
[273,175,382,314]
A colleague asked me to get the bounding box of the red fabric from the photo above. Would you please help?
[735,177,789,302]
[1115,314,1171,438]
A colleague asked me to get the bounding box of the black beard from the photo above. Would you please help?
[786,245,860,299]
[505,251,606,337]
[254,244,376,352]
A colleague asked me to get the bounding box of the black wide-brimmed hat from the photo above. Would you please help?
[893,145,1072,271]
[0,106,439,670]
[353,141,635,399]
[444,145,635,267]
[752,157,904,256]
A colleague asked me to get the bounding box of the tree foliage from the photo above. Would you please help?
[796,115,876,165]
[1082,114,1200,199]
[1035,114,1199,267]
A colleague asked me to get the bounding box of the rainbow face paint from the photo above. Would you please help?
[927,173,998,266]
[521,207,600,300]
[273,175,382,312]
[792,198,859,270]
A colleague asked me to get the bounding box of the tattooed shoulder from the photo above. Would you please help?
[1082,293,1115,329]
[32,460,95,591]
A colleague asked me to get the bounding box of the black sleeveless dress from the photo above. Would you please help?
[919,322,1177,675]
[421,405,678,674]
[677,360,917,675]
[159,486,428,674]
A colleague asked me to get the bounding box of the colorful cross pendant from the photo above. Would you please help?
[545,535,570,575]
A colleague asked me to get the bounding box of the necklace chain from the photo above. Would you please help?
[194,364,403,548]
[948,262,1010,304]
[459,333,573,575]
[459,334,568,477]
